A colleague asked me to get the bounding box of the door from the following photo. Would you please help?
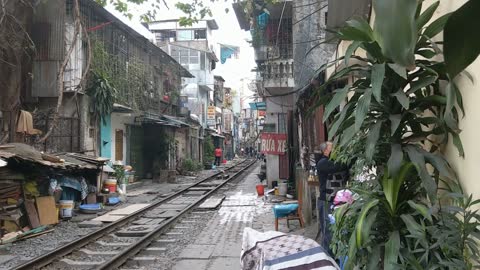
[129,125,144,178]
[115,129,124,162]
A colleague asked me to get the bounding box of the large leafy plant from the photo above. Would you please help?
[86,71,117,124]
[310,0,480,268]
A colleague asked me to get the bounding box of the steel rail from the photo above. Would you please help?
[98,159,256,269]
[13,159,251,270]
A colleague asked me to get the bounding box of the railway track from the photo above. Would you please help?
[13,159,256,270]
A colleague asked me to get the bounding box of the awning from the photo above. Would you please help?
[138,113,190,128]
[210,133,225,139]
[162,115,190,127]
[113,103,133,113]
[249,102,266,110]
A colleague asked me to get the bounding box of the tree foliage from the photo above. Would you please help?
[313,0,480,268]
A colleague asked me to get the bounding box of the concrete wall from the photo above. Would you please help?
[175,127,189,161]
[428,0,480,201]
[293,0,335,88]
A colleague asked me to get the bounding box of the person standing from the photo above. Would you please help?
[214,146,222,166]
[316,141,348,252]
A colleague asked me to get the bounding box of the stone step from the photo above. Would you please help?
[173,226,191,230]
[164,232,183,236]
[125,256,157,267]
[150,239,176,247]
[57,258,104,269]
[90,241,132,248]
[141,247,167,255]
[116,225,158,237]
[76,249,120,256]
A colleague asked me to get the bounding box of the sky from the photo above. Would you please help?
[105,0,257,103]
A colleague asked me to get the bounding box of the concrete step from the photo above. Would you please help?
[75,248,120,257]
[125,256,157,267]
[141,247,167,255]
[91,241,132,248]
[57,258,104,269]
[150,239,176,247]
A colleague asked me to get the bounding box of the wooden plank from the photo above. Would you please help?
[197,196,226,210]
[132,218,153,225]
[91,214,124,223]
[24,199,41,228]
[35,196,58,225]
[107,204,150,216]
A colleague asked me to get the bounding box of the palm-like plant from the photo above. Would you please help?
[310,0,480,268]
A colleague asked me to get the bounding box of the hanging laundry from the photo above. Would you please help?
[16,110,42,135]
[257,12,270,29]
[220,44,240,64]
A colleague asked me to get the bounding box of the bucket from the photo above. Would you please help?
[256,184,264,196]
[278,182,288,196]
[59,200,74,218]
[104,179,117,193]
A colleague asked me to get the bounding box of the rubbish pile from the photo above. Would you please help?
[0,143,108,244]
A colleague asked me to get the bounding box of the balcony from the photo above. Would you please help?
[261,60,294,90]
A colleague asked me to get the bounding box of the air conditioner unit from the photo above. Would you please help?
[268,46,280,59]
[178,107,189,116]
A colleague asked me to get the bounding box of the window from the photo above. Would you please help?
[177,29,207,41]
[171,47,199,65]
[278,113,287,133]
[154,30,176,44]
[194,29,206,39]
[200,52,206,70]
[178,30,194,41]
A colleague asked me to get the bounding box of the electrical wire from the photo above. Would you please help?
[293,4,328,25]
[293,1,321,9]
[274,0,288,51]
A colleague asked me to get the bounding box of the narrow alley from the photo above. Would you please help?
[1,0,479,269]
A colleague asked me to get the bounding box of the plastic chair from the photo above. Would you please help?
[273,202,305,231]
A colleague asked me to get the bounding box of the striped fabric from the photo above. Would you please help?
[241,228,339,270]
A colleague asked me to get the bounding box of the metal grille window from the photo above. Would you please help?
[177,29,207,41]
[266,18,293,59]
[278,113,287,133]
[171,48,199,65]
[154,30,176,43]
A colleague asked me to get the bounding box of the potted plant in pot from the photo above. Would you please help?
[203,136,215,169]
[308,0,480,268]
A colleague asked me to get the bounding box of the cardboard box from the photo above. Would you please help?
[35,196,58,225]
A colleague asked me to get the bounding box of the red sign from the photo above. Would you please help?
[258,110,266,117]
[261,133,287,155]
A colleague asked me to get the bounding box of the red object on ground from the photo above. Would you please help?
[256,184,265,196]
[105,183,116,193]
[223,159,227,164]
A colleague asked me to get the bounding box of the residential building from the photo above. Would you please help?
[26,0,193,181]
[233,0,334,187]
[145,19,219,129]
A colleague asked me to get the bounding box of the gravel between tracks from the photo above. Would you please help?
[0,166,227,270]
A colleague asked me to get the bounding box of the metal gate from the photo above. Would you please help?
[34,117,80,153]
[128,125,144,178]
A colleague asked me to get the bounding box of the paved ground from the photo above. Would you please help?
[171,164,318,270]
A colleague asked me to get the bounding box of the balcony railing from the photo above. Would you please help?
[262,60,294,79]
[261,59,295,89]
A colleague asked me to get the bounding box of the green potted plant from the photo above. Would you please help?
[309,0,480,268]
[203,136,215,169]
